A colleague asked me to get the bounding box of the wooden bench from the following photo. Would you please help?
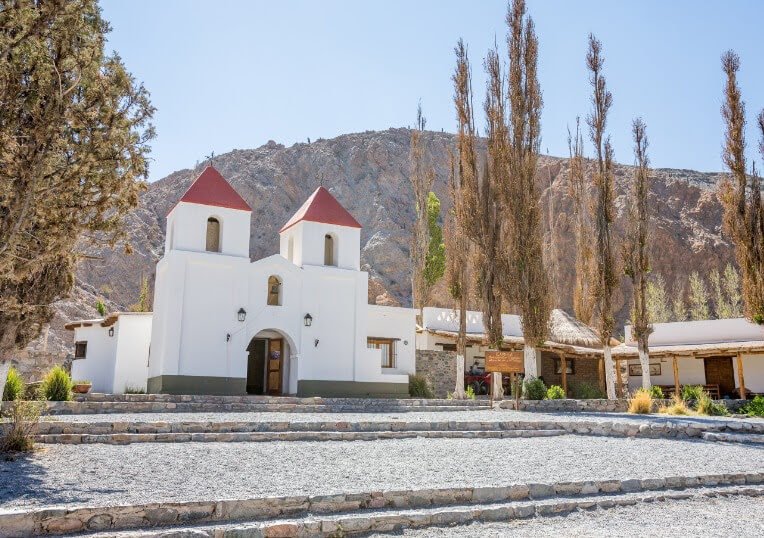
[659,384,720,400]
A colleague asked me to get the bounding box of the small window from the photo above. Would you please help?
[437,343,457,352]
[324,234,336,266]
[554,357,575,375]
[206,217,220,252]
[74,341,88,359]
[368,337,396,368]
[267,275,282,306]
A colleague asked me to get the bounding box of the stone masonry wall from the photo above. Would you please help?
[416,350,456,398]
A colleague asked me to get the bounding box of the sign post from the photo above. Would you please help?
[484,350,524,406]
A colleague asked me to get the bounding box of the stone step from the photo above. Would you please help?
[87,485,764,538]
[34,429,568,445]
[701,431,764,444]
[33,401,492,416]
[3,473,762,536]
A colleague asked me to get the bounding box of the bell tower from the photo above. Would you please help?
[164,166,252,258]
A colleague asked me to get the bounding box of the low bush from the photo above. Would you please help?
[0,400,43,453]
[648,385,664,399]
[408,375,434,399]
[124,386,146,395]
[23,382,43,401]
[696,391,729,416]
[465,384,476,400]
[659,394,692,416]
[742,395,764,417]
[570,381,605,400]
[40,366,73,402]
[523,377,547,400]
[628,388,653,414]
[545,385,565,400]
[2,367,23,401]
[681,385,703,403]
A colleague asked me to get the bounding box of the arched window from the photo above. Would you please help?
[206,217,220,252]
[324,234,336,266]
[267,275,282,306]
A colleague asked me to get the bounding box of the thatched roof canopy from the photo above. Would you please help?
[548,309,602,349]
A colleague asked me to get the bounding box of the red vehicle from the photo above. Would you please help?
[464,372,511,395]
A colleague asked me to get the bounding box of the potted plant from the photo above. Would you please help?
[72,380,92,394]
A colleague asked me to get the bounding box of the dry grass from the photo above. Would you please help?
[627,388,653,414]
[1,400,43,453]
[658,394,693,416]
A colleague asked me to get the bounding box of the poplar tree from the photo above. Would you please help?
[672,282,688,322]
[585,35,619,398]
[0,1,154,393]
[646,274,671,324]
[568,119,595,325]
[500,0,550,377]
[623,119,652,389]
[409,103,436,320]
[688,271,710,320]
[723,263,743,317]
[719,51,764,324]
[709,268,730,319]
[423,192,446,290]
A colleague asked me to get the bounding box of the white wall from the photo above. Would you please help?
[626,356,706,391]
[112,316,152,393]
[625,318,764,346]
[365,304,416,380]
[282,221,360,270]
[734,354,764,393]
[71,324,116,393]
[421,307,524,338]
[166,202,251,258]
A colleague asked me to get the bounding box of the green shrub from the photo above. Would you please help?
[408,375,434,399]
[681,385,703,403]
[1,400,43,453]
[545,385,565,400]
[696,391,729,416]
[41,366,73,402]
[523,377,547,400]
[2,367,23,401]
[648,385,664,399]
[124,386,146,395]
[570,381,605,399]
[742,395,764,417]
[465,385,476,400]
[23,382,43,401]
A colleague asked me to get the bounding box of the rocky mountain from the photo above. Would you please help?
[19,128,734,378]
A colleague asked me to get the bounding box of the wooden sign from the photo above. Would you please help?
[485,350,523,373]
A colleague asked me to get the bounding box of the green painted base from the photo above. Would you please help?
[297,380,409,398]
[147,375,246,396]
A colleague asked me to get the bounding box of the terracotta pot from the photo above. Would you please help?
[72,383,92,394]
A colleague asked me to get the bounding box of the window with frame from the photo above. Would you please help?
[437,343,457,351]
[554,357,575,375]
[267,275,282,306]
[367,337,396,368]
[74,341,88,359]
[206,217,221,252]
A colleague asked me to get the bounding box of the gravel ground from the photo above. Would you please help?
[377,494,764,537]
[36,409,764,425]
[1,435,762,510]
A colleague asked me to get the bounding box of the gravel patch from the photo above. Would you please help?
[36,409,764,425]
[380,494,764,536]
[1,435,762,510]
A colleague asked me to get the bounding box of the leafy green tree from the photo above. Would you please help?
[423,192,445,288]
[130,277,152,313]
[95,300,107,317]
[646,274,671,323]
[688,271,710,320]
[0,0,154,376]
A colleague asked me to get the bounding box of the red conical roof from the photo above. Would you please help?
[170,166,251,214]
[279,186,362,233]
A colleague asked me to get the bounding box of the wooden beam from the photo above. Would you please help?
[558,352,568,396]
[672,356,680,396]
[737,353,746,400]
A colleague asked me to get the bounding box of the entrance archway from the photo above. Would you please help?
[246,330,294,395]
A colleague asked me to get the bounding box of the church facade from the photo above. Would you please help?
[71,166,415,397]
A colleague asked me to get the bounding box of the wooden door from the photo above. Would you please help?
[246,339,266,394]
[704,356,735,398]
[266,339,283,395]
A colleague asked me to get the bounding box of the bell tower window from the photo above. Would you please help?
[267,275,282,306]
[324,234,336,266]
[206,217,221,252]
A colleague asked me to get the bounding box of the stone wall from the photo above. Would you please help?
[415,349,456,398]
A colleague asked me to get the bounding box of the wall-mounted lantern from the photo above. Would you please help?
[304,313,313,327]
[108,327,114,337]
[314,339,320,347]
[237,308,247,322]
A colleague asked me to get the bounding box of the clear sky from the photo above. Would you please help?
[100,0,764,182]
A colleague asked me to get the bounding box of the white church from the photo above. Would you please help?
[67,166,416,397]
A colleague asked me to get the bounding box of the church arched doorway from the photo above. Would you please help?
[246,331,291,395]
